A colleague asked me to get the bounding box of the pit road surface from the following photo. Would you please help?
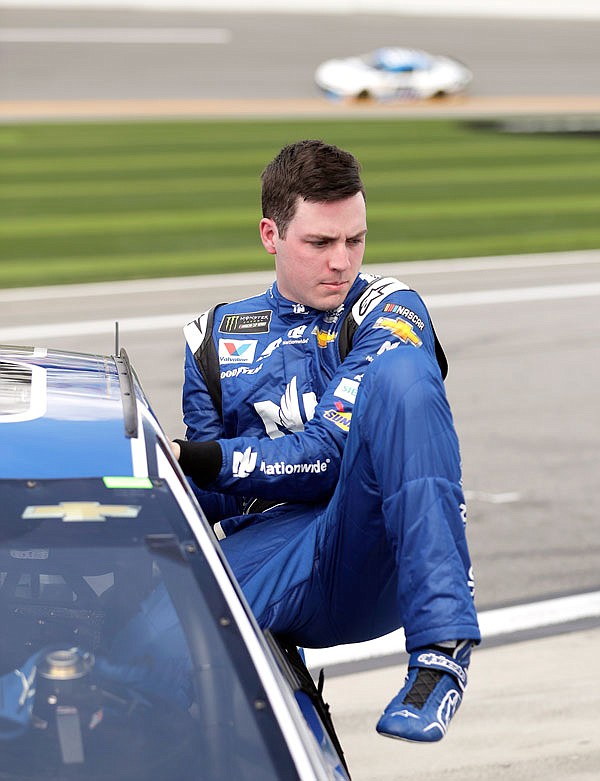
[2,253,599,779]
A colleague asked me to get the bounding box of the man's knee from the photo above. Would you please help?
[359,348,445,421]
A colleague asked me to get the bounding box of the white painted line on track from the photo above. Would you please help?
[0,271,277,303]
[1,280,599,343]
[1,250,599,303]
[303,590,600,670]
[426,281,600,309]
[464,490,522,504]
[0,28,232,44]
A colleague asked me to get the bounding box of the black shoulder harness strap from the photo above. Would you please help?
[337,306,359,365]
[191,280,447,421]
[190,304,224,418]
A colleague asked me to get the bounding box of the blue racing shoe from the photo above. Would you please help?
[376,641,472,743]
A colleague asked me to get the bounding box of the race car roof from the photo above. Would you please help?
[0,346,155,480]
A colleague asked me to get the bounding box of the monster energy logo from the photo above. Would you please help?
[219,310,272,334]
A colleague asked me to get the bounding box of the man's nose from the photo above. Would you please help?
[329,241,352,270]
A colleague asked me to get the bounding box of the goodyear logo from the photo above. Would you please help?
[312,327,337,349]
[323,408,352,432]
[373,317,422,347]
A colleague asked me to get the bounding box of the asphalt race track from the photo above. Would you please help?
[1,253,600,778]
[1,6,600,778]
[1,6,600,118]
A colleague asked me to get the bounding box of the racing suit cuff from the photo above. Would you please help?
[174,439,222,487]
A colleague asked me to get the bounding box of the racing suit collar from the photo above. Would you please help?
[268,281,318,318]
[268,279,364,320]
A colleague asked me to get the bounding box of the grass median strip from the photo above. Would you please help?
[1,117,599,288]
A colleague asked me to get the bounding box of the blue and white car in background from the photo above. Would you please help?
[315,46,472,101]
[0,345,349,780]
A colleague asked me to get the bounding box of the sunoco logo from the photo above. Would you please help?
[323,409,352,432]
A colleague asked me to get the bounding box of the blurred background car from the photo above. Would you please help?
[315,46,472,101]
[0,345,349,781]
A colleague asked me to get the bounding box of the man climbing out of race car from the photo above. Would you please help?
[171,139,481,743]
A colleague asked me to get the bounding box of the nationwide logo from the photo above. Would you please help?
[312,327,337,349]
[218,339,257,364]
[323,408,352,432]
[232,447,258,478]
[258,328,308,361]
[287,325,307,340]
[231,449,330,478]
[219,310,272,334]
[260,458,330,476]
[373,317,423,347]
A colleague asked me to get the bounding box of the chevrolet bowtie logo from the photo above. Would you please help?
[312,327,337,349]
[22,502,141,522]
[374,317,423,347]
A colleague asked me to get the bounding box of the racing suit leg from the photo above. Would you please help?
[313,345,480,653]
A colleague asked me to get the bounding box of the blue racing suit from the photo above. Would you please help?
[182,274,480,651]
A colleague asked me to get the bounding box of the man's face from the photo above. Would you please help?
[259,193,367,311]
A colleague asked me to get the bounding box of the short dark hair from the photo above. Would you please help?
[261,139,365,238]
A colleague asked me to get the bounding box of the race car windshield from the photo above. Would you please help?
[0,477,299,780]
[368,48,431,72]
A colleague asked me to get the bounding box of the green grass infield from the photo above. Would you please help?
[2,117,600,288]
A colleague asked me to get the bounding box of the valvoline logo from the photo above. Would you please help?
[218,339,257,365]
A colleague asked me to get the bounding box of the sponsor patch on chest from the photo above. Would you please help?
[218,339,258,364]
[219,310,272,334]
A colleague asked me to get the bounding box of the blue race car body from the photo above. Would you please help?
[0,345,349,781]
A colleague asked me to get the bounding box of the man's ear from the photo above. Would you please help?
[259,217,278,255]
